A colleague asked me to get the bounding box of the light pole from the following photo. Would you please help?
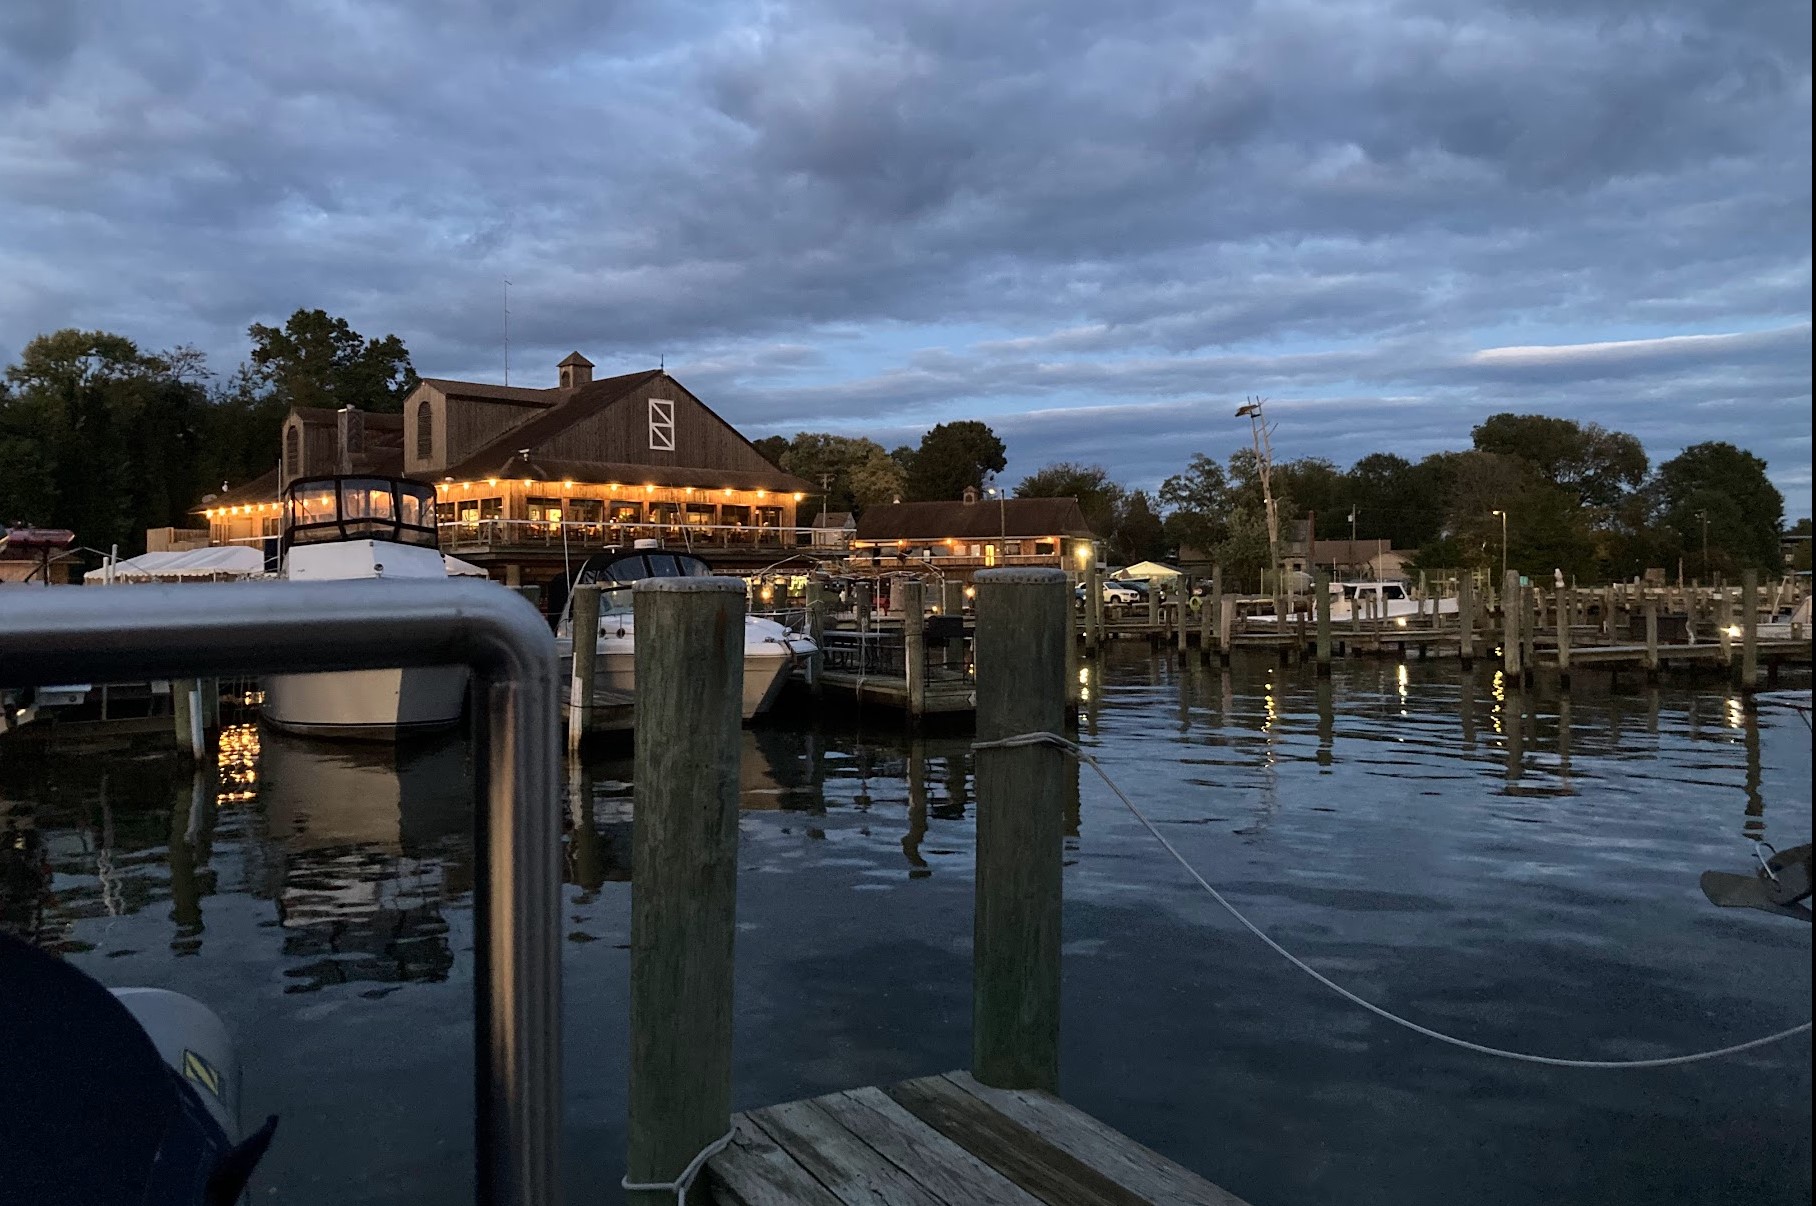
[1491,509,1508,584]
[1236,397,1279,595]
[1697,509,1710,578]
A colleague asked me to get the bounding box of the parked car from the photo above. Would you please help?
[1102,580,1147,605]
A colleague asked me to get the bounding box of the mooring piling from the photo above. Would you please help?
[971,567,1068,1092]
[625,576,745,1206]
[1740,568,1760,693]
[1315,569,1333,676]
[565,583,600,756]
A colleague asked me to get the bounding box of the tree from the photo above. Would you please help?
[752,435,789,467]
[1432,450,1597,581]
[1159,453,1229,555]
[2,329,214,553]
[1273,457,1348,534]
[1015,462,1125,541]
[1111,490,1167,564]
[247,308,418,414]
[904,420,1005,501]
[1471,413,1647,511]
[775,433,902,521]
[1654,442,1784,574]
[1345,452,1446,549]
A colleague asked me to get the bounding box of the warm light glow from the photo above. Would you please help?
[1395,616,1408,628]
[487,478,498,487]
[1725,624,1743,638]
[723,487,732,496]
[645,484,654,493]
[793,492,804,502]
[1076,544,1091,565]
[757,490,766,498]
[462,481,472,491]
[964,585,976,599]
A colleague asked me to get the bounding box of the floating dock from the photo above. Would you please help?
[709,1072,1247,1206]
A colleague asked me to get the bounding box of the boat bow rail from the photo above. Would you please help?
[0,578,563,1206]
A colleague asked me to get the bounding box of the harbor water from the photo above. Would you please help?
[1,645,1809,1205]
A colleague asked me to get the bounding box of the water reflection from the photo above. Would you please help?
[257,734,472,993]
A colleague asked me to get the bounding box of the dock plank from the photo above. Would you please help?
[816,1087,1045,1206]
[745,1097,950,1206]
[884,1075,1151,1206]
[707,1117,844,1206]
[944,1072,1251,1206]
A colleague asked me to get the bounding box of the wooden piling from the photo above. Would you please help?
[1458,574,1476,667]
[171,679,193,757]
[1520,587,1537,684]
[805,580,827,694]
[1601,586,1614,640]
[1643,596,1660,680]
[566,584,600,755]
[1145,577,1160,647]
[1217,593,1234,665]
[1740,568,1760,693]
[972,568,1068,1092]
[626,576,746,1206]
[1717,586,1733,665]
[942,578,965,622]
[1314,569,1332,676]
[1198,586,1214,665]
[1502,571,1522,679]
[1556,587,1572,686]
[1176,598,1190,657]
[901,579,927,720]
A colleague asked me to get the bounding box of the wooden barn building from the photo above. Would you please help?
[195,355,819,605]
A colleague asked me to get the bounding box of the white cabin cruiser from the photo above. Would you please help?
[1252,579,1459,624]
[262,476,470,739]
[555,546,816,720]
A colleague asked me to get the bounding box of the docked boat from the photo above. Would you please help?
[261,476,470,740]
[555,545,816,720]
[1252,580,1460,624]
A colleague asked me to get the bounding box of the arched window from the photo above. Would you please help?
[285,425,301,480]
[415,400,433,462]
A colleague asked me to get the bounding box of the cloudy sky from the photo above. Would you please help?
[3,0,1810,512]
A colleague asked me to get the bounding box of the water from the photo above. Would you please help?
[2,648,1809,1205]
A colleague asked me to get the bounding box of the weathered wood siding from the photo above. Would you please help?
[444,395,548,475]
[537,377,786,479]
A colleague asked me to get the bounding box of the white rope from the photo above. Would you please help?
[621,1128,735,1204]
[974,731,1814,1070]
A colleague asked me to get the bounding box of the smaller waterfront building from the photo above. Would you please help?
[849,489,1096,581]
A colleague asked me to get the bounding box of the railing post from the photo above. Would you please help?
[1740,568,1760,693]
[901,579,927,720]
[566,584,600,756]
[626,577,745,1206]
[1314,569,1332,675]
[1502,571,1522,680]
[972,568,1067,1092]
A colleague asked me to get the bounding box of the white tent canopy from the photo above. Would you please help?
[86,546,267,583]
[443,555,489,578]
[1111,560,1185,582]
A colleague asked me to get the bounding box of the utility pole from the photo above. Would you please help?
[1236,397,1278,595]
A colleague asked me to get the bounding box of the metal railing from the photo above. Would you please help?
[0,579,562,1206]
[439,519,837,553]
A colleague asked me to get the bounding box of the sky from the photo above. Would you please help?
[2,0,1810,515]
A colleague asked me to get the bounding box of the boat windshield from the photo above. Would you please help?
[573,550,713,614]
[284,477,439,551]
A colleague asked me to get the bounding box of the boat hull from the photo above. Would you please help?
[585,647,797,720]
[263,666,469,739]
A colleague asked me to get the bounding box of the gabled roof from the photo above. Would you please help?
[439,369,813,493]
[418,379,563,407]
[854,498,1095,543]
[195,468,282,512]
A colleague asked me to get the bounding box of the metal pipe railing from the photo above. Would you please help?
[0,579,562,1206]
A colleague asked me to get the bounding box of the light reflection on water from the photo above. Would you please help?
[0,647,1809,1206]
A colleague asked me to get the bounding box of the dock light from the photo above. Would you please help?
[1395,617,1408,628]
[964,585,976,599]
[1726,624,1743,638]
[1076,544,1091,566]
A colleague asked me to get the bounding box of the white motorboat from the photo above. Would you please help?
[1252,579,1459,624]
[262,476,470,740]
[555,545,816,720]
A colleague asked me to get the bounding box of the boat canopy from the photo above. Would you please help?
[569,548,714,614]
[284,476,438,552]
[84,546,266,583]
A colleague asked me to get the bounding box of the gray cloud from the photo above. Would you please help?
[1,0,1808,510]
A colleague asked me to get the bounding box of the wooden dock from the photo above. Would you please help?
[813,667,975,714]
[709,1071,1247,1206]
[559,680,636,736]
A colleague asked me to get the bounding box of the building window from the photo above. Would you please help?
[262,516,282,538]
[415,401,433,462]
[285,426,300,479]
[648,399,675,451]
[528,496,564,525]
[611,502,643,524]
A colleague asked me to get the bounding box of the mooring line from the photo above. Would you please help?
[620,1127,735,1204]
[973,730,1813,1070]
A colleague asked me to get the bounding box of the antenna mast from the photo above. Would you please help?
[503,277,511,385]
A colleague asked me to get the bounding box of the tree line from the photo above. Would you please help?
[1014,414,1792,587]
[1,311,416,554]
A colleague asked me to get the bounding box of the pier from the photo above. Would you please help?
[626,568,1249,1206]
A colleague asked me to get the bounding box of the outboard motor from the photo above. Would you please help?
[0,931,276,1204]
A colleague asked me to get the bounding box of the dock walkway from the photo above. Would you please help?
[710,1071,1247,1206]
